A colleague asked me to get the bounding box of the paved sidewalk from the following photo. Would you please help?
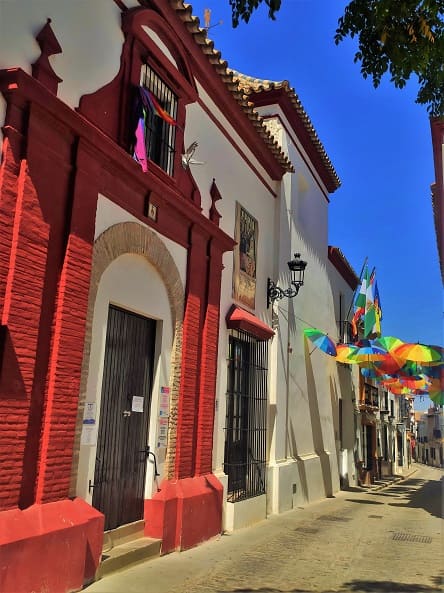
[354,466,417,492]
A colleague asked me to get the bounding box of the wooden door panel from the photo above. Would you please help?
[93,305,155,530]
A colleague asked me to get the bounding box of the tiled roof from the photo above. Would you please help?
[170,1,294,173]
[328,246,359,289]
[231,71,341,190]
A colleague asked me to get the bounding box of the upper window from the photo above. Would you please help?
[137,64,178,176]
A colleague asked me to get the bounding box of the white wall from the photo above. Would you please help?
[264,109,346,510]
[0,0,124,146]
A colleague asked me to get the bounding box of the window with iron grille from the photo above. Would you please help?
[140,64,178,175]
[224,330,268,502]
[364,383,378,407]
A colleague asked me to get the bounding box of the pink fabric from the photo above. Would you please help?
[134,117,147,172]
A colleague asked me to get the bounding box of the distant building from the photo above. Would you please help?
[415,406,444,467]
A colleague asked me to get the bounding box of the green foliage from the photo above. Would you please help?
[229,0,444,116]
[229,0,281,26]
[335,1,444,116]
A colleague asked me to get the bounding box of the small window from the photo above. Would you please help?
[139,64,178,175]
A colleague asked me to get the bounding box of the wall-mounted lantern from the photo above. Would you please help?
[267,253,307,308]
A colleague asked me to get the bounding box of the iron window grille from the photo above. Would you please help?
[140,64,178,175]
[224,329,268,502]
[364,383,378,407]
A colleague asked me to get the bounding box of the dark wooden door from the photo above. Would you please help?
[92,305,156,531]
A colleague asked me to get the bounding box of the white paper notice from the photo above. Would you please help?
[157,418,168,447]
[83,402,96,423]
[159,388,170,417]
[81,424,97,446]
[132,395,144,413]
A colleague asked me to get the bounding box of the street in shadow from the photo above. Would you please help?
[385,475,443,519]
[216,575,443,592]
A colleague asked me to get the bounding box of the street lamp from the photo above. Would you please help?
[267,253,307,308]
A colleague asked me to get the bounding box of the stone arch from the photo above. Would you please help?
[71,222,184,492]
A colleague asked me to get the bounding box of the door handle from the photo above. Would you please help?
[139,445,160,477]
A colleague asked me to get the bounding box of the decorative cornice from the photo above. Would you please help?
[31,19,62,95]
[230,71,340,193]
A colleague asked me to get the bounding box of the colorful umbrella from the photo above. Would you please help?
[399,376,431,390]
[346,340,387,365]
[372,336,404,352]
[393,343,443,365]
[421,365,443,379]
[373,353,404,375]
[335,343,359,363]
[389,385,410,396]
[304,328,337,356]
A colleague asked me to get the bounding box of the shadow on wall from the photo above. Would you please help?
[288,420,309,503]
[304,339,333,498]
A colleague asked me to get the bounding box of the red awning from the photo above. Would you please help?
[226,305,274,341]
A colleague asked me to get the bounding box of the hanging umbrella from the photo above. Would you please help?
[346,340,387,365]
[373,353,404,375]
[399,376,431,390]
[304,328,337,356]
[335,343,359,363]
[373,336,404,352]
[393,343,443,366]
[420,365,443,379]
[389,385,410,396]
[361,366,383,379]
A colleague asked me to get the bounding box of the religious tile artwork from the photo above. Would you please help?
[233,202,258,309]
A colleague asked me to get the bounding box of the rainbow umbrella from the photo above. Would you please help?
[374,354,404,375]
[361,366,383,379]
[335,343,359,363]
[399,376,431,390]
[389,385,411,396]
[346,340,387,365]
[421,365,443,379]
[373,336,404,352]
[304,328,337,356]
[393,343,443,366]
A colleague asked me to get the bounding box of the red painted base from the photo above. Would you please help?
[0,498,104,593]
[144,474,223,554]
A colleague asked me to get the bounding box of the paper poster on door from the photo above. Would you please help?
[131,396,144,413]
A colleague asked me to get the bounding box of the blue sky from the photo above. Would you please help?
[190,0,442,342]
[189,0,442,409]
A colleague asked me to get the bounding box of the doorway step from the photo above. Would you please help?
[97,520,161,578]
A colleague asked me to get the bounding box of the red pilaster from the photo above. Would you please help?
[174,225,207,479]
[194,241,224,475]
[35,140,99,504]
[0,144,49,510]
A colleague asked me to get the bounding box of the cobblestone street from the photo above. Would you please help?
[86,464,443,593]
